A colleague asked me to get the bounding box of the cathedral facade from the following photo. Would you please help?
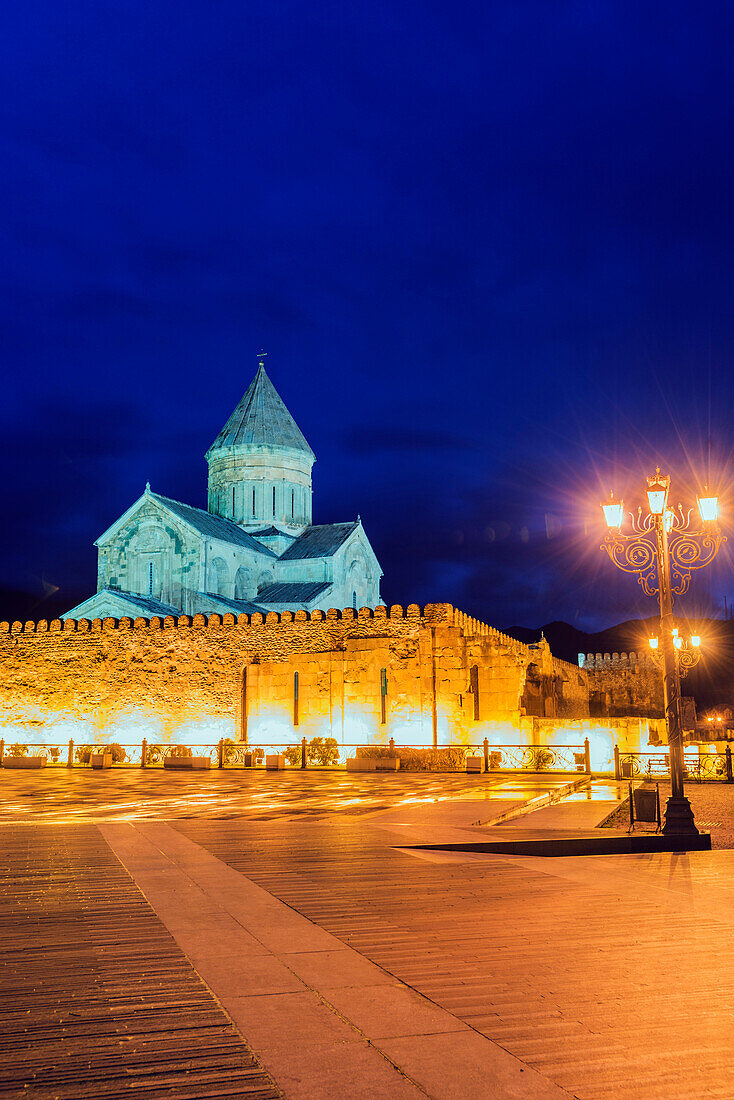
[65,361,382,620]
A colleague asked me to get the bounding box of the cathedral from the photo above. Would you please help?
[64,358,383,620]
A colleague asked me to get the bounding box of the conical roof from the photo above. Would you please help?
[207,365,314,459]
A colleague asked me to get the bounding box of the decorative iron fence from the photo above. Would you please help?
[0,736,592,773]
[615,747,734,782]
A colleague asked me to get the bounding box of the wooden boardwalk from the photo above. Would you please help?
[0,826,280,1099]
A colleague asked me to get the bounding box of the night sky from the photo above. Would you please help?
[3,1,734,631]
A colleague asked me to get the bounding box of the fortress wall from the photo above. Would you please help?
[0,604,648,749]
[583,651,664,718]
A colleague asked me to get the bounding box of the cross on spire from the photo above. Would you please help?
[257,349,268,369]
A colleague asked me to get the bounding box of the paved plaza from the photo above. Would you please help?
[2,770,734,1098]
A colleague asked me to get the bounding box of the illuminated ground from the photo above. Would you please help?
[0,767,579,823]
[3,775,734,1098]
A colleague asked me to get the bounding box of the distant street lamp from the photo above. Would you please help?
[647,628,702,677]
[600,469,725,834]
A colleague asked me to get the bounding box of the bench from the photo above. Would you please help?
[265,754,286,770]
[91,753,112,769]
[3,757,46,769]
[466,755,485,773]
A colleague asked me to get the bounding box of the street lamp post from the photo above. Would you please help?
[600,470,725,835]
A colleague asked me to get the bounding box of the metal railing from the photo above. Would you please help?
[0,736,593,773]
[615,746,734,782]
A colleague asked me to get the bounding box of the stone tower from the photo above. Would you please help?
[206,360,315,534]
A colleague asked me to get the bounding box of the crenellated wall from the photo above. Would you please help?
[583,651,664,718]
[0,604,659,751]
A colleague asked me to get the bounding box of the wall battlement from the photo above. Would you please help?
[1,602,457,636]
[583,651,656,668]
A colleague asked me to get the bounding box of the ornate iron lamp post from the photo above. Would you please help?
[600,470,724,834]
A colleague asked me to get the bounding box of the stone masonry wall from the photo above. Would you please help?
[583,651,664,718]
[0,604,656,750]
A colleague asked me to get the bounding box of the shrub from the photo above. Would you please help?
[46,746,61,763]
[169,745,193,758]
[355,745,468,771]
[74,744,126,764]
[283,737,341,766]
[284,744,302,766]
[309,737,340,766]
[222,739,264,764]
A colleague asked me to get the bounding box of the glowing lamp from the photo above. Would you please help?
[707,716,713,722]
[648,637,659,650]
[718,716,722,722]
[690,635,701,648]
[673,635,683,649]
[646,470,670,515]
[602,493,624,528]
[697,493,719,522]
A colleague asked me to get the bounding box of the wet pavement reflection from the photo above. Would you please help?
[0,768,578,823]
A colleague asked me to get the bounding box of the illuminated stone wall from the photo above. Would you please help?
[0,604,658,752]
[582,651,664,718]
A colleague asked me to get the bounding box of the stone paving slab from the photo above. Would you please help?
[102,821,569,1099]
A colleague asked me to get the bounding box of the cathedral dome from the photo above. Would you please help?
[206,360,315,533]
[206,363,314,459]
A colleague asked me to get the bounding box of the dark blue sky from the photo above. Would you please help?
[3,1,734,629]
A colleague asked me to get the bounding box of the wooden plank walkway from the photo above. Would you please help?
[176,815,734,1100]
[0,825,281,1099]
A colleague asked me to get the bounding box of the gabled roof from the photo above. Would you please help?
[149,493,276,556]
[249,525,296,539]
[278,522,359,560]
[207,365,314,459]
[256,581,332,604]
[63,588,182,620]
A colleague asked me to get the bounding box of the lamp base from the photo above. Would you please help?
[662,796,699,835]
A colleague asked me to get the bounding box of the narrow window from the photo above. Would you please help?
[272,485,276,517]
[148,561,154,596]
[293,671,299,727]
[470,664,480,721]
[380,667,387,725]
[291,489,294,520]
[252,487,256,516]
[232,486,235,516]
[240,667,248,744]
[352,590,357,610]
